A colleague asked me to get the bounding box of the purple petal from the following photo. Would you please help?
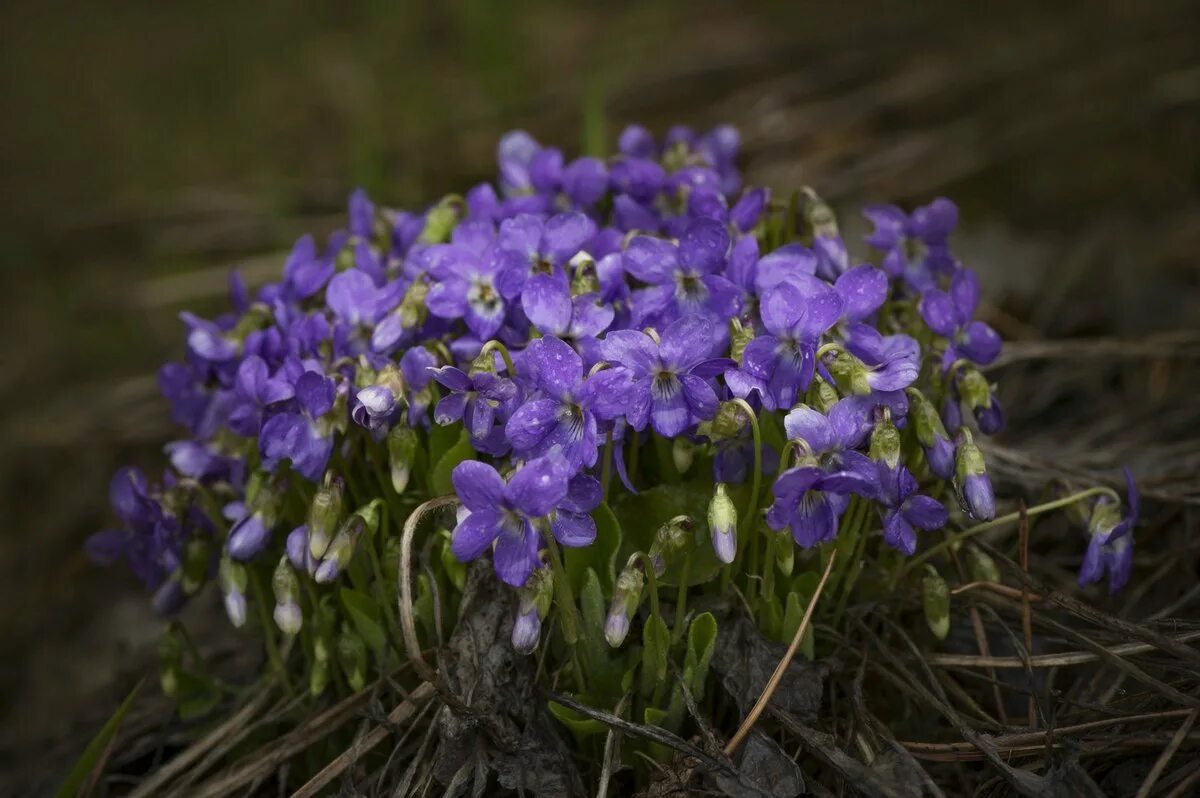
[660,314,724,368]
[759,283,803,337]
[731,188,768,233]
[740,336,778,381]
[551,510,597,547]
[958,321,1002,365]
[679,373,718,421]
[451,460,505,513]
[623,236,679,284]
[295,372,335,418]
[649,374,691,437]
[562,474,602,514]
[754,245,818,295]
[522,273,573,335]
[903,495,948,531]
[228,514,270,561]
[882,510,917,555]
[568,294,614,338]
[523,336,583,399]
[949,269,980,320]
[678,218,729,274]
[563,157,609,206]
[493,520,540,586]
[919,289,960,337]
[505,398,560,453]
[788,273,845,341]
[792,495,838,548]
[505,455,570,518]
[452,509,505,561]
[1077,536,1105,587]
[530,148,563,193]
[542,212,596,264]
[618,124,655,158]
[325,269,378,325]
[835,265,889,323]
[431,365,472,393]
[434,393,468,426]
[577,368,635,422]
[783,405,836,454]
[464,396,496,440]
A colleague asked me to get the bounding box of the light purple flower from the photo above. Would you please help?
[624,218,739,327]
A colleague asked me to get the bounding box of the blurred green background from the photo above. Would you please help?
[1,0,1197,786]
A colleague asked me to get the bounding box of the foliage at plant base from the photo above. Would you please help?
[84,124,1154,796]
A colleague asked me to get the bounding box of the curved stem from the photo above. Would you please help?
[671,554,692,645]
[633,552,661,619]
[729,398,762,541]
[479,340,516,377]
[398,496,458,683]
[898,486,1121,584]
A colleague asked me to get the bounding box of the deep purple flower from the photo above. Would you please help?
[86,468,182,589]
[1080,468,1138,593]
[841,324,921,393]
[730,188,768,233]
[282,235,335,300]
[431,365,519,442]
[228,355,295,437]
[504,336,612,469]
[495,213,596,310]
[871,463,948,554]
[835,265,889,324]
[228,511,272,561]
[449,456,573,587]
[326,268,386,327]
[766,457,875,547]
[726,276,843,411]
[497,130,543,196]
[624,218,739,327]
[259,371,337,482]
[600,314,730,437]
[919,269,1001,367]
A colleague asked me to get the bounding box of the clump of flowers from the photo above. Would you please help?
[89,124,1137,717]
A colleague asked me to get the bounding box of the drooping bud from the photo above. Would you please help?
[336,628,368,692]
[308,477,345,562]
[708,483,738,564]
[286,525,313,573]
[511,567,554,654]
[387,423,420,494]
[673,437,695,474]
[730,318,756,363]
[869,408,902,468]
[181,536,210,594]
[810,377,840,414]
[909,388,956,479]
[710,400,749,442]
[954,430,995,521]
[827,350,871,396]
[966,546,1001,584]
[218,556,248,628]
[355,498,384,537]
[228,511,272,562]
[804,191,840,238]
[314,515,365,584]
[568,251,600,295]
[648,515,693,576]
[272,556,302,636]
[605,564,645,647]
[418,195,460,245]
[922,565,951,640]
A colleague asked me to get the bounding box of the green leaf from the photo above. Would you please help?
[639,614,670,696]
[339,587,388,657]
[548,699,608,737]
[782,591,815,660]
[429,428,473,496]
[683,612,718,700]
[414,573,436,643]
[564,503,621,593]
[55,679,143,798]
[643,706,674,762]
[579,568,627,701]
[612,484,719,584]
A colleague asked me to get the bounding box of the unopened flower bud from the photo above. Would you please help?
[909,389,955,479]
[181,536,210,594]
[605,565,645,647]
[286,525,313,573]
[308,477,345,561]
[710,401,748,442]
[309,652,330,697]
[218,557,248,628]
[314,515,365,584]
[869,409,902,468]
[810,377,839,414]
[511,608,542,655]
[673,437,695,474]
[974,398,1005,436]
[228,511,271,562]
[805,192,839,238]
[966,547,1001,584]
[419,196,460,244]
[272,556,302,635]
[708,483,738,564]
[954,431,995,521]
[337,629,368,692]
[387,424,419,494]
[730,318,756,363]
[922,565,951,640]
[827,350,871,396]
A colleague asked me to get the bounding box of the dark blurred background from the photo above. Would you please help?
[2,0,1198,787]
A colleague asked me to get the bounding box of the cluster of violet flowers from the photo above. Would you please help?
[89,123,1138,690]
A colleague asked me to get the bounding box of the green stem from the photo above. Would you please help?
[544,535,583,645]
[896,486,1121,586]
[729,399,763,541]
[671,554,692,645]
[249,570,293,696]
[600,428,614,502]
[479,340,516,376]
[633,552,661,619]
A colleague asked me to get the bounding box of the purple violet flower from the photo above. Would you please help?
[1079,468,1138,593]
[871,463,948,554]
[624,217,739,327]
[919,269,1002,367]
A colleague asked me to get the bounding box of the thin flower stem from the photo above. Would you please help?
[600,428,614,502]
[671,554,692,646]
[479,340,517,376]
[633,552,661,620]
[544,535,583,645]
[896,486,1121,585]
[249,569,293,697]
[729,398,762,541]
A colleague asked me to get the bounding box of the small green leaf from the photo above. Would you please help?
[564,503,621,593]
[55,679,143,798]
[683,612,718,700]
[782,592,814,660]
[339,587,388,657]
[548,699,608,737]
[580,568,627,701]
[429,428,474,496]
[640,614,670,696]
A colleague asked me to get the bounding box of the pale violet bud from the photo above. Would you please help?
[228,511,271,561]
[511,609,542,655]
[605,565,645,647]
[308,477,345,561]
[286,524,314,573]
[218,557,248,628]
[708,483,738,564]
